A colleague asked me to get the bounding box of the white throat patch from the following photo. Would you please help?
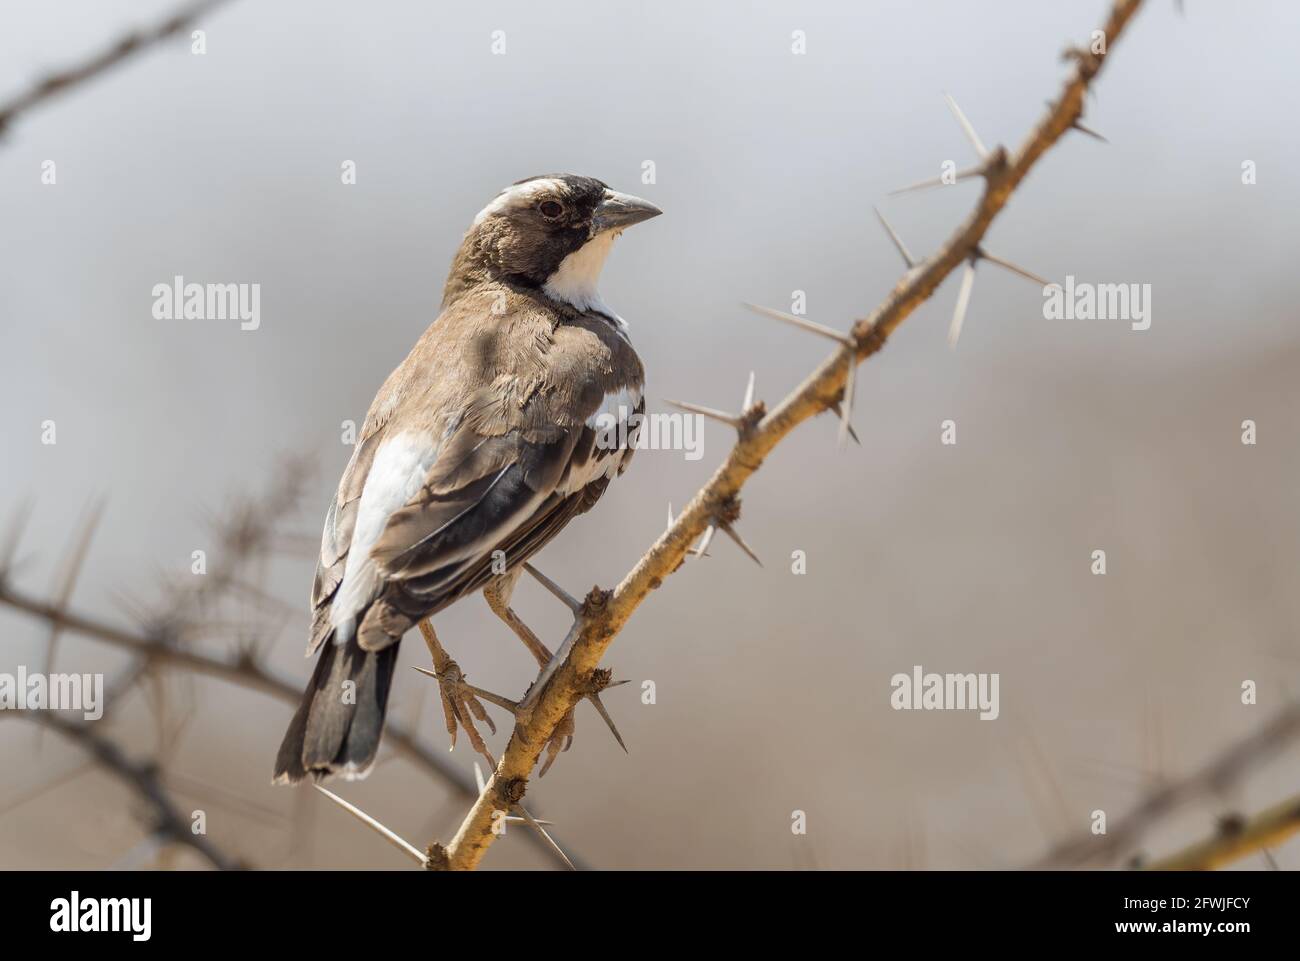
[543,231,623,324]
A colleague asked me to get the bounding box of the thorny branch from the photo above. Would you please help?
[1031,701,1300,869]
[436,0,1150,871]
[8,0,1289,873]
[0,565,581,869]
[0,709,243,870]
[1143,793,1300,871]
[0,462,579,869]
[0,0,233,137]
[0,576,471,788]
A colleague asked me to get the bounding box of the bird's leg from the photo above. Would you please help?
[416,619,501,765]
[482,569,554,667]
[482,570,573,773]
[483,566,629,776]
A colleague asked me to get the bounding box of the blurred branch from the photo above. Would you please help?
[0,469,583,869]
[1031,702,1300,868]
[0,579,488,811]
[0,0,232,137]
[1143,795,1300,871]
[436,0,1149,870]
[0,709,243,870]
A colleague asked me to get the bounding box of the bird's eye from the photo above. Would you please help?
[538,200,564,220]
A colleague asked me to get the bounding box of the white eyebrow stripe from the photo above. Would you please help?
[472,178,568,225]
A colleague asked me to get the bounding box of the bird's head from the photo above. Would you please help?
[444,174,661,313]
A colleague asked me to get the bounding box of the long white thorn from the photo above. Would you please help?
[888,164,985,196]
[945,91,989,159]
[830,403,861,445]
[663,399,742,429]
[696,525,716,558]
[313,786,426,866]
[949,260,977,349]
[587,692,628,753]
[979,250,1051,287]
[512,803,575,870]
[742,370,756,411]
[873,207,916,267]
[720,522,762,567]
[838,358,857,449]
[742,303,855,348]
[523,562,581,613]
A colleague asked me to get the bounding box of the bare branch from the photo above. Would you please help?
[0,0,234,137]
[439,0,1150,871]
[1,710,243,869]
[0,553,580,869]
[1030,701,1300,868]
[1143,798,1300,871]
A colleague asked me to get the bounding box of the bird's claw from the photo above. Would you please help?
[538,707,575,777]
[413,661,500,765]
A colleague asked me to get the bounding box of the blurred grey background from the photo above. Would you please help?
[2,0,1298,869]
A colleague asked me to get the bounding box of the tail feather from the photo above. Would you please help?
[273,632,399,784]
[332,640,396,772]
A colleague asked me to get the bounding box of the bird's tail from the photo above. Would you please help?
[273,633,398,784]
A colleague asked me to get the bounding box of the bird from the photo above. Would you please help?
[274,174,661,784]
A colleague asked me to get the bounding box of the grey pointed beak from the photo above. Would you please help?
[591,189,662,235]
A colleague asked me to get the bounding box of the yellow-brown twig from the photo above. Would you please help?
[1145,796,1300,871]
[440,0,1149,871]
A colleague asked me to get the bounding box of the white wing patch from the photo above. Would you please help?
[331,431,441,641]
[559,385,644,495]
[585,384,642,431]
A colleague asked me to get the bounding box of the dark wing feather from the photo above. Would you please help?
[322,295,643,653]
[352,395,640,653]
[352,429,578,651]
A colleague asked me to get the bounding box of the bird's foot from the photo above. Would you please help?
[417,620,514,765]
[414,655,626,777]
[489,565,631,775]
[412,658,502,763]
